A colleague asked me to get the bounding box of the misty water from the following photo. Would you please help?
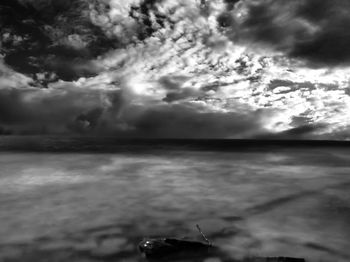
[0,148,350,262]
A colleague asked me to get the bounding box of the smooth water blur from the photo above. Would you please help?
[0,148,350,262]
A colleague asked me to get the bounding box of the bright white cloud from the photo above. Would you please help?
[0,57,33,89]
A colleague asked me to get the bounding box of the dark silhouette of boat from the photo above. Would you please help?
[138,225,305,262]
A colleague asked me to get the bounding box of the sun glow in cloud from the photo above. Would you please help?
[1,0,350,139]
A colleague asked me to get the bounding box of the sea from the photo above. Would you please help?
[0,137,349,262]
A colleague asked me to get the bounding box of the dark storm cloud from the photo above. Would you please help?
[121,104,267,138]
[0,0,116,83]
[68,107,104,134]
[0,87,116,135]
[0,85,270,138]
[229,0,350,66]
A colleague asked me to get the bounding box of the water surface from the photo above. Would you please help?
[0,147,349,261]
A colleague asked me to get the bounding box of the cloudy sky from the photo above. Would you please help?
[0,0,350,139]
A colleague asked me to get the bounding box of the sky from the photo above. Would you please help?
[0,0,350,139]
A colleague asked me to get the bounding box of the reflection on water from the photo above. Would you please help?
[0,148,350,262]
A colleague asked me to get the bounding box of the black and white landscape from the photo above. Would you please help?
[0,1,350,261]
